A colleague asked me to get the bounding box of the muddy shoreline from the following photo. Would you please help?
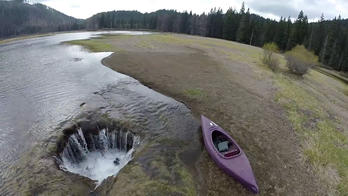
[99,34,329,195]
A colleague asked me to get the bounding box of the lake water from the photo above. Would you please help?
[0,31,197,192]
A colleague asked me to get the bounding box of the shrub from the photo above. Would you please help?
[285,45,318,76]
[339,72,348,79]
[344,88,348,96]
[262,42,279,72]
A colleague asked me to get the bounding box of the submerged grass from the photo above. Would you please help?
[64,39,116,52]
[108,141,197,195]
[274,73,348,195]
[183,88,204,100]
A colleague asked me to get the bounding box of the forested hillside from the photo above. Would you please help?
[2,0,347,72]
[86,3,348,72]
[0,0,84,38]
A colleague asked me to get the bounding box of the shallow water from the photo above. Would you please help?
[0,31,203,196]
[0,32,109,178]
[0,31,189,188]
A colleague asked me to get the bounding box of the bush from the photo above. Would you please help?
[262,42,279,72]
[339,72,348,79]
[285,45,318,76]
[344,88,348,96]
[285,55,310,75]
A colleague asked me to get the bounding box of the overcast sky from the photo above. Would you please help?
[33,0,348,20]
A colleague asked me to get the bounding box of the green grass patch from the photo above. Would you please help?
[116,143,197,196]
[148,34,187,44]
[64,39,115,52]
[313,66,348,84]
[275,74,348,195]
[275,74,324,117]
[183,88,204,100]
[145,34,262,65]
[136,40,155,49]
[309,69,348,98]
[309,69,329,83]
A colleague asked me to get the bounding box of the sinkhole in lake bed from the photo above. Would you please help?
[56,123,139,184]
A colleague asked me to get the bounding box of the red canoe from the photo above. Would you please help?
[201,115,259,194]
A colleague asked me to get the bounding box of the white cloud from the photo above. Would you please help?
[34,0,348,20]
[245,0,348,20]
[35,0,244,19]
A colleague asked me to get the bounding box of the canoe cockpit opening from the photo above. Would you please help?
[212,131,240,157]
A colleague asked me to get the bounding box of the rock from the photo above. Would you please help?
[113,158,120,165]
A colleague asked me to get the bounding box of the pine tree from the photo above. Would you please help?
[288,11,308,49]
[99,13,106,28]
[285,17,292,50]
[306,23,313,50]
[180,11,190,34]
[206,8,223,38]
[328,16,343,69]
[274,17,288,50]
[341,38,348,72]
[313,14,326,55]
[320,35,329,64]
[236,8,250,43]
[240,2,245,15]
[223,8,238,41]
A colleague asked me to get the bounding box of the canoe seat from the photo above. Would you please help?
[217,141,229,152]
[212,131,240,156]
[224,148,240,157]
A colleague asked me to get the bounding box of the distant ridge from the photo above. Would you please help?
[0,1,84,38]
[1,1,348,72]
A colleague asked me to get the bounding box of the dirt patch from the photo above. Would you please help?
[98,34,330,195]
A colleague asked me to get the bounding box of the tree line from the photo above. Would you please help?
[2,1,348,72]
[0,0,84,38]
[87,3,348,72]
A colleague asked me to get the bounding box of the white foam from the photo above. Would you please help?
[62,148,133,185]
